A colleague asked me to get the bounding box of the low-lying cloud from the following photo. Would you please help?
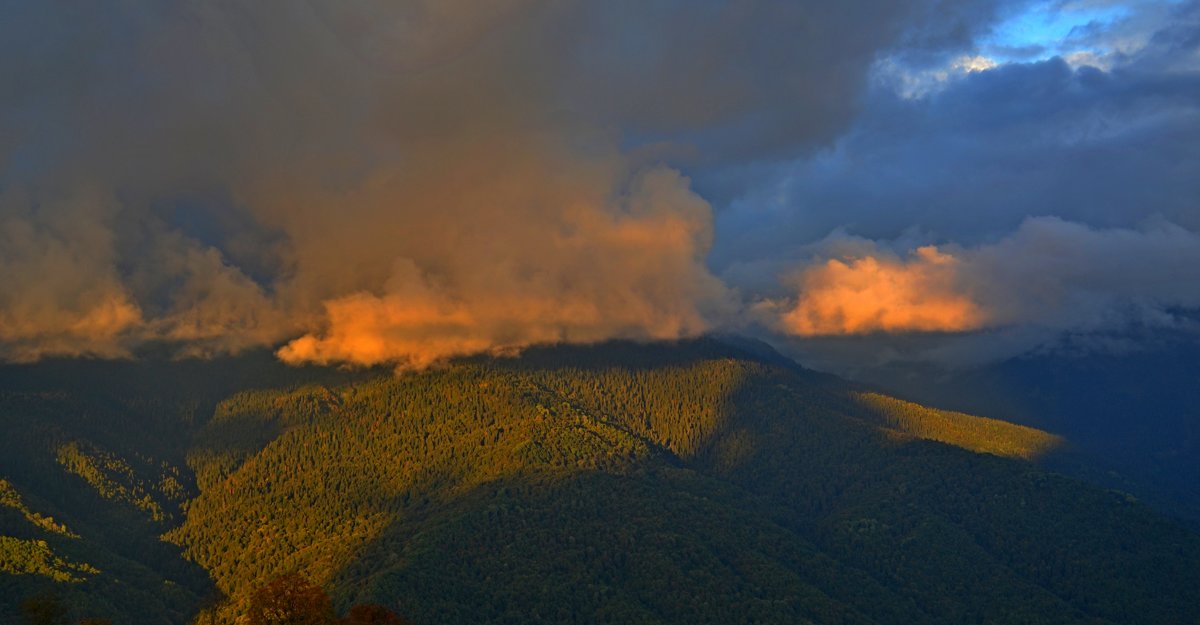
[770,217,1200,341]
[275,167,732,369]
[771,246,985,335]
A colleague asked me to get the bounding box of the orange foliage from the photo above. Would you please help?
[246,573,335,625]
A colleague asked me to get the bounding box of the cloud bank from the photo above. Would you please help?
[716,0,1200,368]
[0,0,1007,366]
[3,0,1198,371]
[771,217,1200,339]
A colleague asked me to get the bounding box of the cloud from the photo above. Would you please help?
[276,168,732,369]
[713,1,1200,272]
[709,1,1200,372]
[1,0,1003,366]
[968,216,1200,329]
[766,216,1200,367]
[769,246,985,335]
[0,188,143,361]
[16,0,1192,371]
[874,54,1000,99]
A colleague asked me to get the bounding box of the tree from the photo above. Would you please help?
[20,593,68,625]
[247,573,335,625]
[339,604,410,625]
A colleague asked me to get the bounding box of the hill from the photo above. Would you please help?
[1,339,1198,624]
[855,330,1200,523]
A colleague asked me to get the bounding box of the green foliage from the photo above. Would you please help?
[0,538,98,582]
[54,442,178,523]
[3,340,1200,625]
[851,392,1063,459]
[0,386,220,624]
[0,480,76,538]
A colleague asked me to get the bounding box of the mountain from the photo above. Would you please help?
[855,331,1200,524]
[2,339,1199,624]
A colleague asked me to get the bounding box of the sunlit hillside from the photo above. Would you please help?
[851,392,1063,460]
[2,340,1199,624]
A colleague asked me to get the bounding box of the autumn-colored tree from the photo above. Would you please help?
[247,573,335,625]
[339,604,410,625]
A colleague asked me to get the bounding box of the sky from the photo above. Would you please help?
[1,0,1197,373]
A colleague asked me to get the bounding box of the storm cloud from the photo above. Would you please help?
[721,0,1200,367]
[2,0,1197,371]
[0,0,1009,366]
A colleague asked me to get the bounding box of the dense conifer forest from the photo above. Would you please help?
[2,339,1198,624]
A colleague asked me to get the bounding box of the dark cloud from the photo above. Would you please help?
[0,0,1003,365]
[716,56,1200,259]
[6,0,1192,371]
[712,1,1200,368]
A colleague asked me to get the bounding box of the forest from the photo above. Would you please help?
[1,338,1198,624]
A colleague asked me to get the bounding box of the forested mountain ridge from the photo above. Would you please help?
[855,332,1200,524]
[2,339,1198,624]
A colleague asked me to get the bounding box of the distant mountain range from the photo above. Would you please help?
[2,338,1198,624]
[856,330,1200,525]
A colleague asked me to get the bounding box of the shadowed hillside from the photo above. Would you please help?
[855,332,1200,524]
[2,339,1199,624]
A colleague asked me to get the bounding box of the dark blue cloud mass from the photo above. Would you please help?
[716,1,1200,256]
[709,0,1200,369]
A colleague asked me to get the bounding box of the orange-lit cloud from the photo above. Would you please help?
[276,167,731,368]
[769,217,1200,347]
[1,2,746,366]
[0,294,143,362]
[0,192,144,361]
[775,245,987,336]
[6,2,1200,368]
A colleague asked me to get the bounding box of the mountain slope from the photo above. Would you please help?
[855,332,1200,523]
[2,340,1199,624]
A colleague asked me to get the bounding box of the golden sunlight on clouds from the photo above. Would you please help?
[67,296,143,337]
[8,1,1197,368]
[776,246,987,336]
[275,168,731,369]
[0,294,143,362]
